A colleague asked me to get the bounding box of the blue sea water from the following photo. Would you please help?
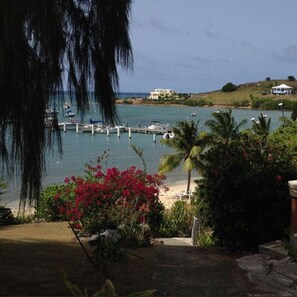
[1,97,291,206]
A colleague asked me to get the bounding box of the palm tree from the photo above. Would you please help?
[0,1,133,213]
[158,120,204,194]
[251,114,271,136]
[205,109,247,144]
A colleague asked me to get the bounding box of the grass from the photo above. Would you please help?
[192,79,297,106]
[118,79,297,108]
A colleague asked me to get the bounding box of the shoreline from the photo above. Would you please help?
[159,180,197,209]
[4,179,198,214]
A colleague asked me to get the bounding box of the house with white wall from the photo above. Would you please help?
[271,84,293,95]
[149,88,176,100]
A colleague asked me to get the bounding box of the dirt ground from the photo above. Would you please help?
[0,222,155,296]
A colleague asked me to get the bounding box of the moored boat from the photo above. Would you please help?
[147,121,170,132]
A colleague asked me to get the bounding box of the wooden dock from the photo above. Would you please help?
[59,123,168,136]
[123,127,167,135]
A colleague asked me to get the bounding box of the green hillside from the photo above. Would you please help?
[192,79,297,107]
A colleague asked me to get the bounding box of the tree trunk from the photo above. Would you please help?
[186,170,191,194]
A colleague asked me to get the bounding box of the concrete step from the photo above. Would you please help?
[258,240,288,260]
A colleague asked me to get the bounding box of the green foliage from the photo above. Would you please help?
[197,133,296,251]
[222,82,238,92]
[251,113,271,137]
[269,121,297,160]
[233,99,250,108]
[185,98,213,107]
[159,120,204,194]
[205,109,247,144]
[251,97,296,110]
[122,99,133,104]
[37,184,69,221]
[0,206,15,225]
[288,76,296,81]
[291,104,297,121]
[158,201,196,237]
[14,214,35,224]
[196,229,216,247]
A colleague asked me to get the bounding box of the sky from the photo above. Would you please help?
[118,0,297,93]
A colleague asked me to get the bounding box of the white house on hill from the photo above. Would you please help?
[271,84,293,95]
[149,88,176,100]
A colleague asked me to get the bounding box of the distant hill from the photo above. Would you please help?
[192,79,297,107]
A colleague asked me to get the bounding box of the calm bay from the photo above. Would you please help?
[2,102,290,207]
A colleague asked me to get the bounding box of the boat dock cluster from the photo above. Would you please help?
[46,104,172,139]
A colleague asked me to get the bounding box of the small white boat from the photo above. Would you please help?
[81,119,104,133]
[65,110,76,118]
[147,121,170,132]
[95,125,125,134]
[63,102,76,117]
[190,112,196,117]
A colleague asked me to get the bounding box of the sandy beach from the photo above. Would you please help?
[159,180,197,209]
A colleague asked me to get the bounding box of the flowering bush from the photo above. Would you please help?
[55,162,167,236]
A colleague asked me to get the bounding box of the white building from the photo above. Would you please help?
[149,88,176,100]
[271,84,293,95]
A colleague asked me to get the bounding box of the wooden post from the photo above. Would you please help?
[191,217,199,246]
[153,134,156,143]
[63,122,66,132]
[288,180,297,233]
[117,127,120,138]
[76,123,79,133]
[91,124,94,135]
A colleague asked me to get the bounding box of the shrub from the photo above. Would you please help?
[158,200,196,237]
[222,82,238,92]
[0,206,15,225]
[37,184,69,221]
[251,97,295,110]
[266,77,271,81]
[233,99,250,108]
[56,162,166,238]
[197,133,297,251]
[288,75,296,81]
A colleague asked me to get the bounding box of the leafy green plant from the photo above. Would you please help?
[37,184,69,221]
[14,214,35,224]
[196,229,216,247]
[159,201,196,237]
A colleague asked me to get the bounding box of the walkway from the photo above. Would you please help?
[153,238,254,296]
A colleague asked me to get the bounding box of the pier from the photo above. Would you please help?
[123,127,167,135]
[59,123,168,138]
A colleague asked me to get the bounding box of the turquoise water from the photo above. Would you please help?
[2,103,290,205]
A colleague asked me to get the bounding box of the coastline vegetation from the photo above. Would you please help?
[118,78,297,111]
